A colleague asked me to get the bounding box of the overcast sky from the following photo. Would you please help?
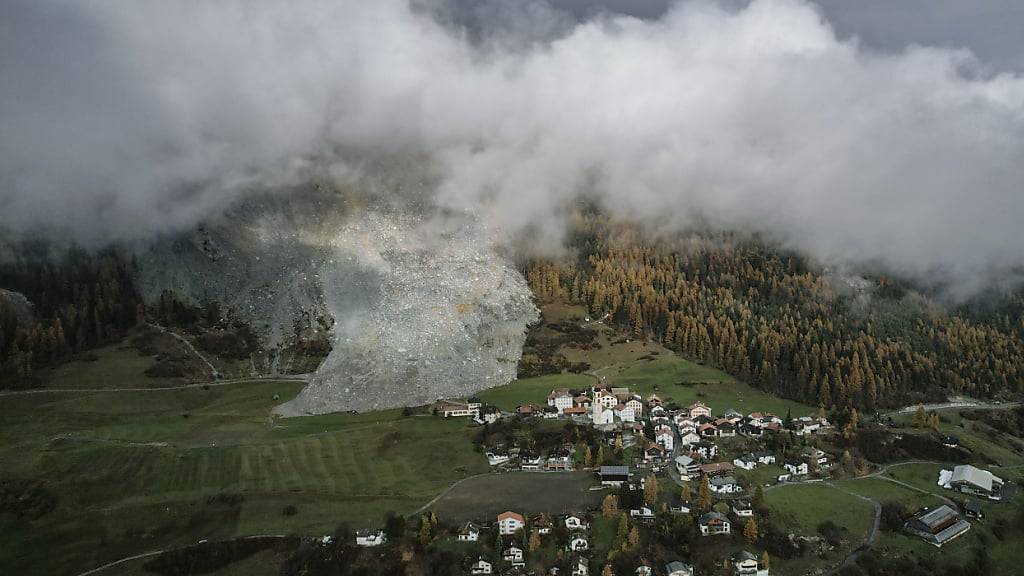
[2,0,1023,294]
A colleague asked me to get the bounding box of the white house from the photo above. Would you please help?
[732,500,754,517]
[548,389,574,413]
[487,452,510,466]
[693,442,718,459]
[355,530,386,547]
[458,521,480,541]
[630,506,656,522]
[568,535,589,551]
[614,404,636,423]
[626,398,644,416]
[655,425,675,451]
[688,402,712,419]
[675,455,699,478]
[572,557,589,576]
[710,476,742,494]
[503,545,525,567]
[497,511,526,535]
[636,566,653,576]
[471,558,493,575]
[733,454,758,470]
[678,430,701,446]
[784,460,808,476]
[565,514,588,531]
[434,399,481,418]
[753,451,776,465]
[595,390,619,409]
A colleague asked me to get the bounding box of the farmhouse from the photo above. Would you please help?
[699,511,732,536]
[732,500,753,517]
[904,505,971,547]
[679,430,701,446]
[753,450,776,465]
[497,511,526,535]
[733,454,758,470]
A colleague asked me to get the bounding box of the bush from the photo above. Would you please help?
[283,505,298,516]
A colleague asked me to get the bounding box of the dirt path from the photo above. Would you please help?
[146,323,221,380]
[0,375,308,396]
[73,534,288,576]
[884,399,1021,416]
[406,472,496,518]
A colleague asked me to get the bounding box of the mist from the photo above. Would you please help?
[3,0,1024,292]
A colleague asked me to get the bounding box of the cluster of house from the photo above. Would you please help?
[434,399,502,425]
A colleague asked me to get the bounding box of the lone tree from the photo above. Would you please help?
[602,494,620,518]
[528,529,541,551]
[643,474,659,504]
[761,551,771,571]
[744,517,760,544]
[602,565,615,576]
[681,483,692,502]
[698,476,713,511]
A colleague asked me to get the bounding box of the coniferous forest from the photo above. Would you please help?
[526,214,1024,411]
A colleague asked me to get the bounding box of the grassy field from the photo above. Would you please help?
[477,373,595,411]
[428,472,604,523]
[834,478,943,510]
[41,342,188,390]
[764,482,876,574]
[0,379,489,575]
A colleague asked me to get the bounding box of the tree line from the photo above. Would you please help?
[526,216,1024,410]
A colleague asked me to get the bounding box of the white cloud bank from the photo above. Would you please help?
[2,0,1023,291]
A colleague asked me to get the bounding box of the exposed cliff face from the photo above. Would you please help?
[134,187,537,413]
[276,213,538,415]
[0,289,35,326]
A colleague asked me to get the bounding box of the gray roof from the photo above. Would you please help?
[731,550,758,562]
[913,505,960,530]
[951,465,1000,492]
[665,561,692,573]
[599,465,629,476]
[674,455,695,465]
[711,476,738,486]
[700,511,728,523]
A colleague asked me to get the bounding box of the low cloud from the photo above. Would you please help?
[2,0,1023,291]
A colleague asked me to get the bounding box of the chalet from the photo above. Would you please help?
[644,444,667,462]
[572,557,589,576]
[517,404,541,417]
[458,521,480,541]
[497,511,526,535]
[503,544,526,566]
[475,405,501,424]
[675,455,699,478]
[699,511,731,536]
[717,422,737,437]
[700,461,735,476]
[665,561,694,576]
[942,465,1005,500]
[753,450,776,465]
[568,535,589,551]
[688,402,712,419]
[784,460,808,476]
[731,500,753,517]
[731,550,768,576]
[747,412,766,427]
[646,394,663,407]
[675,414,696,429]
[679,430,701,446]
[563,406,589,418]
[599,465,630,486]
[355,530,386,547]
[574,395,592,409]
[630,506,656,523]
[699,423,718,438]
[670,498,691,514]
[733,454,758,470]
[626,398,644,416]
[693,442,719,459]
[565,514,589,531]
[548,389,574,412]
[904,505,971,547]
[543,405,560,419]
[710,475,742,494]
[723,408,744,420]
[471,558,493,575]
